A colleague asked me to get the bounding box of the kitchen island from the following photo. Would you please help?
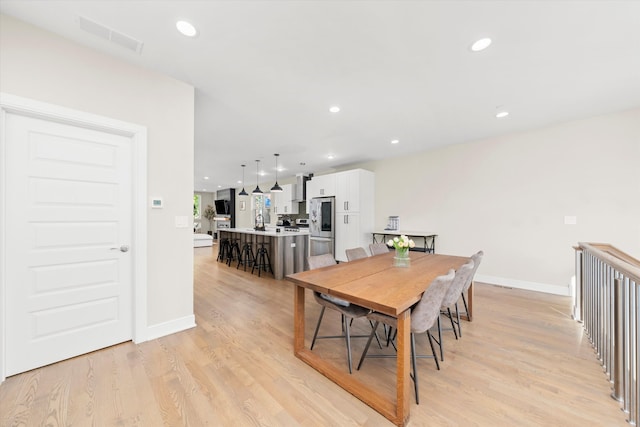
[219,228,309,279]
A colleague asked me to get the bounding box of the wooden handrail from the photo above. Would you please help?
[578,242,640,282]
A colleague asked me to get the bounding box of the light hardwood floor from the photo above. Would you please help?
[0,247,627,426]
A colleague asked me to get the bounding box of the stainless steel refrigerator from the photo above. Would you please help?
[309,196,335,257]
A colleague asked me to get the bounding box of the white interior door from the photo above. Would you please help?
[4,112,133,376]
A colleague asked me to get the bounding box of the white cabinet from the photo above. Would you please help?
[335,169,375,261]
[306,173,336,212]
[307,173,336,198]
[335,212,361,263]
[273,184,299,214]
[306,169,374,262]
[335,169,374,262]
[335,169,367,213]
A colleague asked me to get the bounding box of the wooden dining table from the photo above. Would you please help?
[286,251,471,426]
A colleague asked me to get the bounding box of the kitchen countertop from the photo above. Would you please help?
[224,227,310,237]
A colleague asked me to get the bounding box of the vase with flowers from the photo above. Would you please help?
[387,235,415,267]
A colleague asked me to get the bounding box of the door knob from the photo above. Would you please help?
[110,245,130,252]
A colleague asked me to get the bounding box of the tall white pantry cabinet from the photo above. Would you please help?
[307,169,375,262]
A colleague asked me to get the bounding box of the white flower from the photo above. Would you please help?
[386,235,416,250]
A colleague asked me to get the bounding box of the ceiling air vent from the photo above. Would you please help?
[78,15,144,55]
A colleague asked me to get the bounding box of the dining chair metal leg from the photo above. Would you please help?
[310,306,326,350]
[428,317,444,362]
[437,316,444,361]
[344,314,353,374]
[455,302,462,337]
[447,307,459,339]
[410,333,419,405]
[426,331,440,371]
[358,323,431,405]
[346,318,382,348]
[388,327,399,349]
[461,292,469,320]
[369,320,383,349]
[356,320,380,370]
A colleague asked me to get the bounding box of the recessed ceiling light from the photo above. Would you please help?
[329,106,340,113]
[496,110,509,118]
[327,154,335,160]
[391,139,399,144]
[203,176,209,180]
[217,185,222,188]
[471,37,492,52]
[176,20,197,37]
[237,180,242,184]
[202,188,207,191]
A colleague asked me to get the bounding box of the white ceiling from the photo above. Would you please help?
[2,1,639,193]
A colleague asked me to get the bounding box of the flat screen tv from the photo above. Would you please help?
[214,199,228,215]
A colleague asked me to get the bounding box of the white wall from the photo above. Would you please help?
[0,15,195,328]
[351,108,640,295]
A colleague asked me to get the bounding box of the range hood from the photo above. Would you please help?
[293,173,309,201]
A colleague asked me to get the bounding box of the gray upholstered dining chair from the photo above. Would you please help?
[369,242,390,255]
[439,260,476,348]
[345,247,368,261]
[308,253,372,374]
[459,250,484,322]
[356,269,455,404]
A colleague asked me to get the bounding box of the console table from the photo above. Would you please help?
[372,230,437,253]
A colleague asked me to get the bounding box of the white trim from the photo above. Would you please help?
[0,92,148,382]
[144,315,196,341]
[0,96,7,384]
[475,274,571,296]
[131,124,148,344]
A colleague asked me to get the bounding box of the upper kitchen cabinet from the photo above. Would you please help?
[273,183,299,214]
[306,173,336,212]
[335,169,374,213]
[307,173,336,199]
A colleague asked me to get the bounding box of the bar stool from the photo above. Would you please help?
[226,237,241,267]
[237,234,255,271]
[217,237,230,262]
[252,238,273,277]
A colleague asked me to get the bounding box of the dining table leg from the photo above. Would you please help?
[292,285,411,426]
[396,309,411,426]
[294,285,305,352]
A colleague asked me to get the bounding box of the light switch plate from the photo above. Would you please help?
[564,215,577,225]
[175,216,188,228]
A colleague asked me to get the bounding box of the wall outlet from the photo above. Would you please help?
[564,215,577,225]
[291,243,296,247]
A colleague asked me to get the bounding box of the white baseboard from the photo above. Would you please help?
[138,314,196,342]
[475,274,570,296]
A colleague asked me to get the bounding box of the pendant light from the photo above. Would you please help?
[252,160,263,195]
[270,153,283,193]
[238,164,248,196]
